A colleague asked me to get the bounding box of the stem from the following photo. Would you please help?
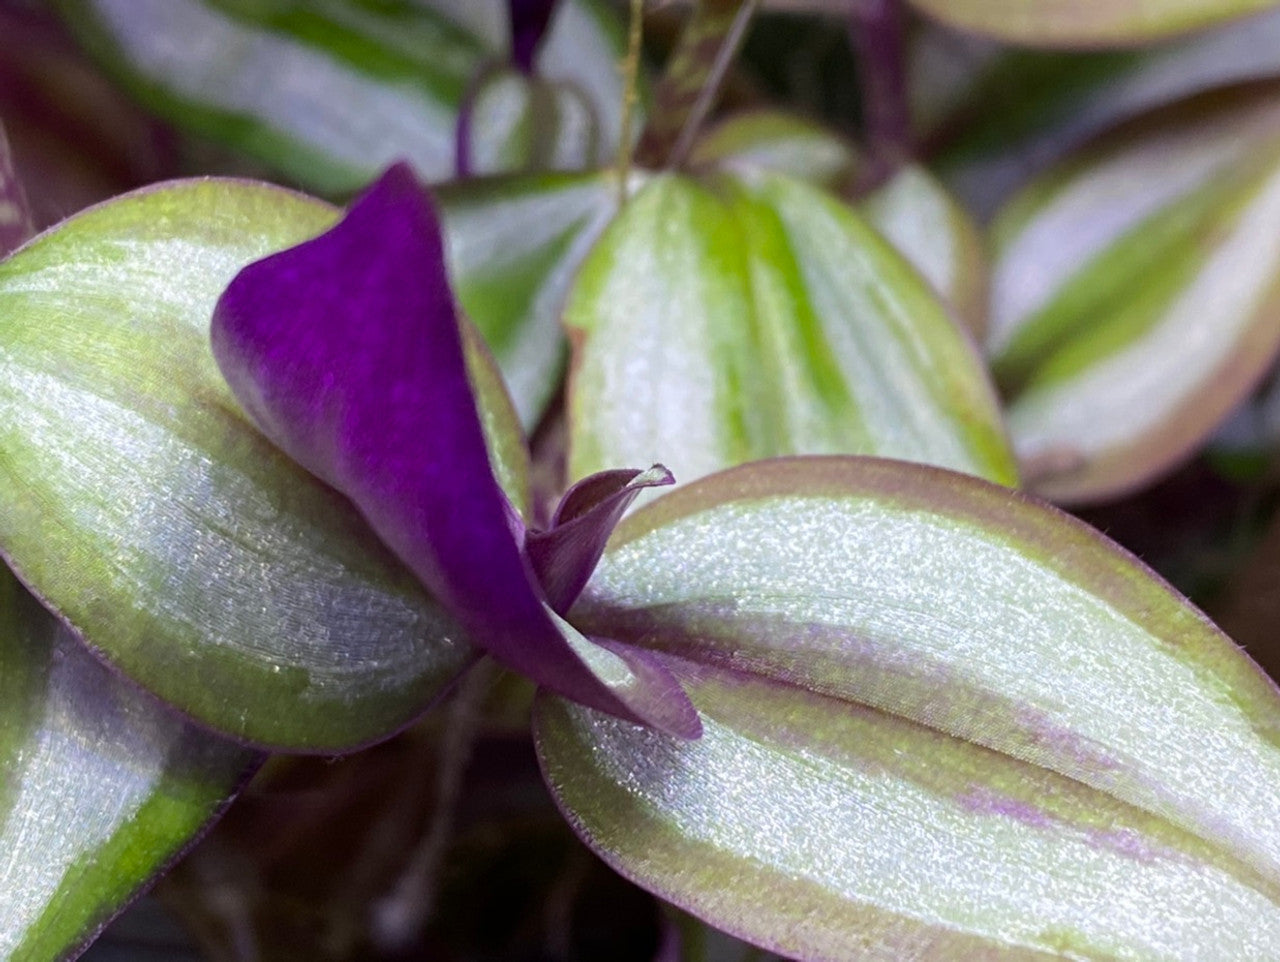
[368,662,495,951]
[0,123,34,257]
[615,0,646,204]
[848,0,910,185]
[635,0,760,170]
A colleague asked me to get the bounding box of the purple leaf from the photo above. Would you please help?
[509,0,558,74]
[527,465,674,615]
[211,163,698,738]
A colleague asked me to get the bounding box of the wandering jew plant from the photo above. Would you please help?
[6,0,1280,959]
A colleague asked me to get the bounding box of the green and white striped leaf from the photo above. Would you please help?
[689,110,861,193]
[0,179,534,752]
[990,83,1280,503]
[862,163,988,339]
[50,0,630,194]
[904,0,1280,47]
[565,172,1015,493]
[919,10,1280,216]
[540,456,1280,960]
[0,566,256,962]
[51,0,483,194]
[439,170,621,428]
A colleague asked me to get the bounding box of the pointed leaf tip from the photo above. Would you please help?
[528,465,675,615]
[212,165,698,738]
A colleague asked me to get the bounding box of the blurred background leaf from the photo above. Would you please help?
[989,81,1280,503]
[904,0,1280,48]
[44,0,633,196]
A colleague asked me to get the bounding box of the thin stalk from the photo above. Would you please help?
[615,0,646,204]
[369,662,495,951]
[635,0,760,170]
[848,0,910,187]
[0,123,34,257]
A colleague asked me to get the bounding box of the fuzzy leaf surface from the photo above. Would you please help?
[542,456,1280,960]
[0,179,525,750]
[0,567,256,962]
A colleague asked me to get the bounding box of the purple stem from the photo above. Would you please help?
[0,123,34,256]
[509,0,559,75]
[848,0,911,186]
[635,0,760,170]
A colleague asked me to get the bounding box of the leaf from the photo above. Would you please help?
[861,163,988,339]
[989,83,1280,503]
[437,170,620,428]
[0,565,257,962]
[918,10,1280,216]
[904,0,1280,47]
[212,166,698,739]
[50,0,632,194]
[457,70,599,178]
[565,172,1015,493]
[51,0,485,194]
[0,178,506,751]
[688,109,861,193]
[541,456,1280,960]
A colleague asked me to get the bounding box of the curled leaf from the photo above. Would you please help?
[213,165,698,739]
[527,465,674,615]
